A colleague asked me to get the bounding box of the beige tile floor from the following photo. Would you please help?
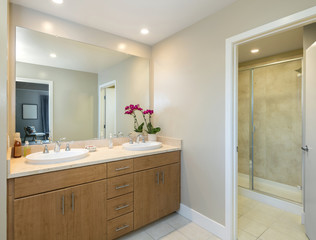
[118,213,221,240]
[119,195,308,240]
[238,195,308,240]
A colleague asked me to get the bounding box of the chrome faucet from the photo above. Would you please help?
[54,138,66,152]
[54,141,62,152]
[136,134,145,144]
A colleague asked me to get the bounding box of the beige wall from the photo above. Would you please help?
[8,4,151,145]
[238,55,302,187]
[98,57,150,136]
[152,0,316,225]
[16,62,98,141]
[0,0,8,239]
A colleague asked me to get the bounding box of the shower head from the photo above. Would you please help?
[295,68,302,73]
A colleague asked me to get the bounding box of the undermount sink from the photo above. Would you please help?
[26,149,89,164]
[122,141,162,151]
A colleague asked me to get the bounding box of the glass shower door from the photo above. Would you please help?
[252,60,302,203]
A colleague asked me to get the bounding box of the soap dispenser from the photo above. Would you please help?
[109,133,113,149]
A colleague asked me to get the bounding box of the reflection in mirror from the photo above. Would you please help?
[15,27,149,144]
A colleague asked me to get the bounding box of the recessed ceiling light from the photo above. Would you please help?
[52,0,63,4]
[118,44,126,50]
[50,53,57,58]
[140,28,149,35]
[251,49,259,54]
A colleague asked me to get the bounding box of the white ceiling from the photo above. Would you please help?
[10,0,238,45]
[16,27,132,73]
[238,27,303,63]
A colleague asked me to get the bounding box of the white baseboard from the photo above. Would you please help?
[239,187,303,215]
[177,203,226,240]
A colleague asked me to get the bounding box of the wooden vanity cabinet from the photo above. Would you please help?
[13,180,107,240]
[8,151,180,240]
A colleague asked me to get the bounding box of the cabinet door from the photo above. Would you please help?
[70,180,107,240]
[158,163,180,217]
[14,189,68,240]
[134,168,160,229]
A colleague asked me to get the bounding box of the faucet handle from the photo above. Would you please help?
[118,131,124,138]
[43,145,49,154]
[128,132,133,144]
[65,143,70,151]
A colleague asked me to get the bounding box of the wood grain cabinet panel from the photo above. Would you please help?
[107,159,133,178]
[134,163,180,229]
[133,151,180,171]
[107,193,133,220]
[14,180,107,240]
[134,168,160,229]
[107,174,133,199]
[107,212,133,240]
[15,163,107,198]
[70,180,107,240]
[14,188,68,240]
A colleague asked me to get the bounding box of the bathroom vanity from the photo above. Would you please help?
[7,146,181,240]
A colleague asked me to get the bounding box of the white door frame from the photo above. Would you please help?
[16,77,54,140]
[225,6,316,240]
[98,80,117,138]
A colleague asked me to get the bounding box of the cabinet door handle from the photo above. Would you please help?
[61,195,65,215]
[116,224,129,232]
[156,172,160,184]
[115,166,130,171]
[161,171,165,184]
[115,184,130,190]
[115,204,129,211]
[71,192,75,212]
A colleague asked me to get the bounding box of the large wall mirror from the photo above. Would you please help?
[15,27,150,144]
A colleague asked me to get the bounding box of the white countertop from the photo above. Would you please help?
[9,144,181,179]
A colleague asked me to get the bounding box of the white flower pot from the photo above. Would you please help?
[148,134,157,142]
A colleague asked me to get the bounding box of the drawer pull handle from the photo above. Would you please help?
[115,166,130,171]
[115,204,129,211]
[162,171,165,184]
[116,224,129,232]
[156,172,160,184]
[71,192,75,212]
[115,184,130,190]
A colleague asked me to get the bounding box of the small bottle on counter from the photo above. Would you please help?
[109,133,113,149]
[23,141,31,157]
[14,132,22,158]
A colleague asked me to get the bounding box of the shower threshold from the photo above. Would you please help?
[238,173,302,204]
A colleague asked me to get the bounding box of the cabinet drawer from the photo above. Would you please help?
[107,212,133,240]
[107,174,133,199]
[14,164,107,198]
[107,159,133,178]
[107,193,133,220]
[134,151,180,171]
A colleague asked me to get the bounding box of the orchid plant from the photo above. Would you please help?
[124,104,161,134]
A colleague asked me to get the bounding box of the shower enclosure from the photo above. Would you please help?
[238,57,303,204]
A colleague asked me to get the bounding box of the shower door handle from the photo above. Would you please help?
[301,145,309,152]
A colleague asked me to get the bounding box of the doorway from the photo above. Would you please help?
[225,7,316,240]
[99,80,116,139]
[16,77,53,144]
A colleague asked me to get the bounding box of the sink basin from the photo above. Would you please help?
[26,149,89,164]
[122,141,162,151]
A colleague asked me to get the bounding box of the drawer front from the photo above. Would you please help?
[107,193,133,220]
[107,174,133,199]
[107,212,133,240]
[134,151,180,171]
[107,159,133,178]
[15,164,107,198]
